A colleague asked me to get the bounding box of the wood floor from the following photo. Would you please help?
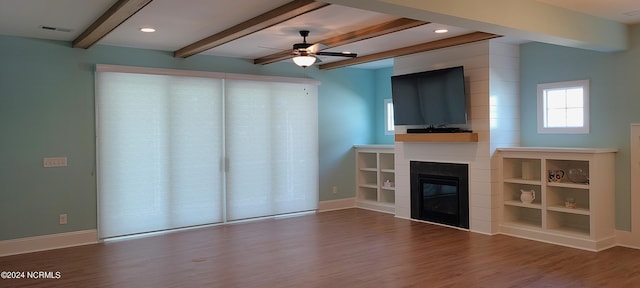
[2,208,639,287]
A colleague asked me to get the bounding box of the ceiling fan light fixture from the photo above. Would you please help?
[292,55,316,68]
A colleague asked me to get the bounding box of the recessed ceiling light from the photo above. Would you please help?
[140,27,156,33]
[434,29,449,34]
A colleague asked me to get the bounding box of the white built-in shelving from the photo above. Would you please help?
[354,145,395,214]
[497,147,617,251]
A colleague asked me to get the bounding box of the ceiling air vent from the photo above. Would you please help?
[39,25,72,33]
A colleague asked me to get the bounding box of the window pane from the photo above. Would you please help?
[386,101,394,131]
[546,108,567,127]
[566,88,583,108]
[566,108,584,127]
[384,99,394,135]
[546,89,566,109]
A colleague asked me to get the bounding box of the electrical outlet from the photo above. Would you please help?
[59,214,67,225]
[332,186,338,194]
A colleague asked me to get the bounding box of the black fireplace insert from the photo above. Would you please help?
[410,161,469,229]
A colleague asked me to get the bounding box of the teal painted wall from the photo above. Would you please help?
[374,67,395,145]
[0,35,377,240]
[318,68,376,201]
[520,24,640,230]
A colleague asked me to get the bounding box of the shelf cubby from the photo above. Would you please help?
[358,170,377,187]
[503,182,542,206]
[546,159,589,184]
[503,157,541,181]
[503,205,542,228]
[379,153,395,171]
[546,210,590,236]
[358,187,378,202]
[546,186,589,212]
[380,189,395,204]
[357,152,377,170]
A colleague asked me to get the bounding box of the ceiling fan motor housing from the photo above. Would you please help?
[294,30,312,52]
[293,42,313,51]
[291,30,356,62]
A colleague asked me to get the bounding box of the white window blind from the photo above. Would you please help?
[96,72,224,238]
[96,65,318,238]
[225,80,318,220]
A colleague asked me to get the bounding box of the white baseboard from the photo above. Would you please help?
[0,230,98,257]
[318,198,356,212]
[356,201,395,214]
[616,230,640,249]
[1,226,635,258]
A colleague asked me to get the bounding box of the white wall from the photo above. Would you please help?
[393,39,519,234]
[489,40,521,234]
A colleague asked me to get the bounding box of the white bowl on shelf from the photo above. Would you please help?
[568,168,588,184]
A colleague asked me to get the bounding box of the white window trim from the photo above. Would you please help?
[384,98,394,135]
[537,79,590,134]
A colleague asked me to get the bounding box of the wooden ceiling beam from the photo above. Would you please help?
[174,0,329,58]
[318,32,502,70]
[72,0,153,49]
[254,17,429,65]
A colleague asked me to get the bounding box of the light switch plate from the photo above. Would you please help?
[44,157,67,167]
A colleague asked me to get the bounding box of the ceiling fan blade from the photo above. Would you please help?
[307,43,319,53]
[307,43,329,53]
[316,51,357,58]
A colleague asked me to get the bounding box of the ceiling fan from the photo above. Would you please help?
[291,30,357,67]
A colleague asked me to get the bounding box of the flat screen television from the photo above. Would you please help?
[391,66,467,128]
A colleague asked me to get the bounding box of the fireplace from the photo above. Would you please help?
[410,161,469,229]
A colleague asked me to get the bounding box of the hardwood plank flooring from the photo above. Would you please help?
[1,208,639,287]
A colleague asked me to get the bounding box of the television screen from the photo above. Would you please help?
[391,66,467,126]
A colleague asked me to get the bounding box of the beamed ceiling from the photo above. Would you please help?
[67,0,500,70]
[1,0,638,69]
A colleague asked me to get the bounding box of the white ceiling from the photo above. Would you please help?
[0,0,638,69]
[536,0,640,23]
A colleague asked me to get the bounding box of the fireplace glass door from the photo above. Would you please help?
[417,176,460,227]
[410,161,469,229]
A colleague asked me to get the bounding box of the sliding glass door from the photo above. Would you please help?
[96,66,318,239]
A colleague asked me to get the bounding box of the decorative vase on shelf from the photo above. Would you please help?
[520,189,535,204]
[565,197,577,208]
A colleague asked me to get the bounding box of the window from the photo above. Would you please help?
[537,80,589,134]
[384,98,394,135]
[96,65,318,239]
